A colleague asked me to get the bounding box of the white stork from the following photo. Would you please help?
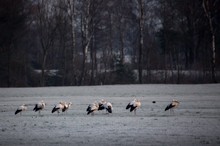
[33,100,46,115]
[86,102,99,115]
[165,99,180,114]
[126,99,141,115]
[62,102,72,113]
[15,104,27,115]
[52,101,65,114]
[98,99,107,111]
[97,99,113,114]
[104,102,113,113]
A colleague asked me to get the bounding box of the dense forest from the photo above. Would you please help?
[0,0,220,87]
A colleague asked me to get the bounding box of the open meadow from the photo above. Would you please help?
[0,84,220,146]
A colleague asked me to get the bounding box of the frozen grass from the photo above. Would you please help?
[0,84,220,146]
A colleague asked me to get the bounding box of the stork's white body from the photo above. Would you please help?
[97,99,113,114]
[98,99,107,111]
[62,102,72,113]
[15,104,27,115]
[165,99,180,114]
[33,100,46,115]
[126,99,141,115]
[52,102,65,114]
[103,102,113,113]
[87,102,99,115]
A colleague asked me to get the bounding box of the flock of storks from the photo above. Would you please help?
[15,99,180,116]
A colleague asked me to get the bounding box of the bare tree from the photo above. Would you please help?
[80,0,91,85]
[138,0,144,84]
[203,0,218,83]
[55,0,69,85]
[79,0,104,85]
[36,0,57,86]
[66,0,78,85]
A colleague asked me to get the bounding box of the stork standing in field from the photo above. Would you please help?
[104,102,113,113]
[98,99,113,114]
[15,104,27,115]
[165,99,180,114]
[98,99,107,111]
[126,99,141,115]
[62,102,72,113]
[87,102,99,115]
[33,100,46,115]
[52,101,65,114]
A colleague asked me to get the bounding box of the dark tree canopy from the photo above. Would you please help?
[0,0,220,87]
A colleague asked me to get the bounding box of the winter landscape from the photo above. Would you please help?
[0,84,220,146]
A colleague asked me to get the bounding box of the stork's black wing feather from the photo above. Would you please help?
[165,103,175,111]
[126,103,131,109]
[52,107,59,113]
[130,105,137,112]
[15,109,22,115]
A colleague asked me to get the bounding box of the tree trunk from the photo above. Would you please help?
[68,0,77,85]
[138,0,144,84]
[203,0,217,83]
[80,0,92,85]
[211,34,216,83]
[41,50,47,87]
[119,17,125,64]
[90,30,97,85]
[90,35,94,85]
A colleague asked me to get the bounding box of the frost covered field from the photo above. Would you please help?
[0,84,220,146]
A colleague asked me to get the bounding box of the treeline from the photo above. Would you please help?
[0,0,220,87]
